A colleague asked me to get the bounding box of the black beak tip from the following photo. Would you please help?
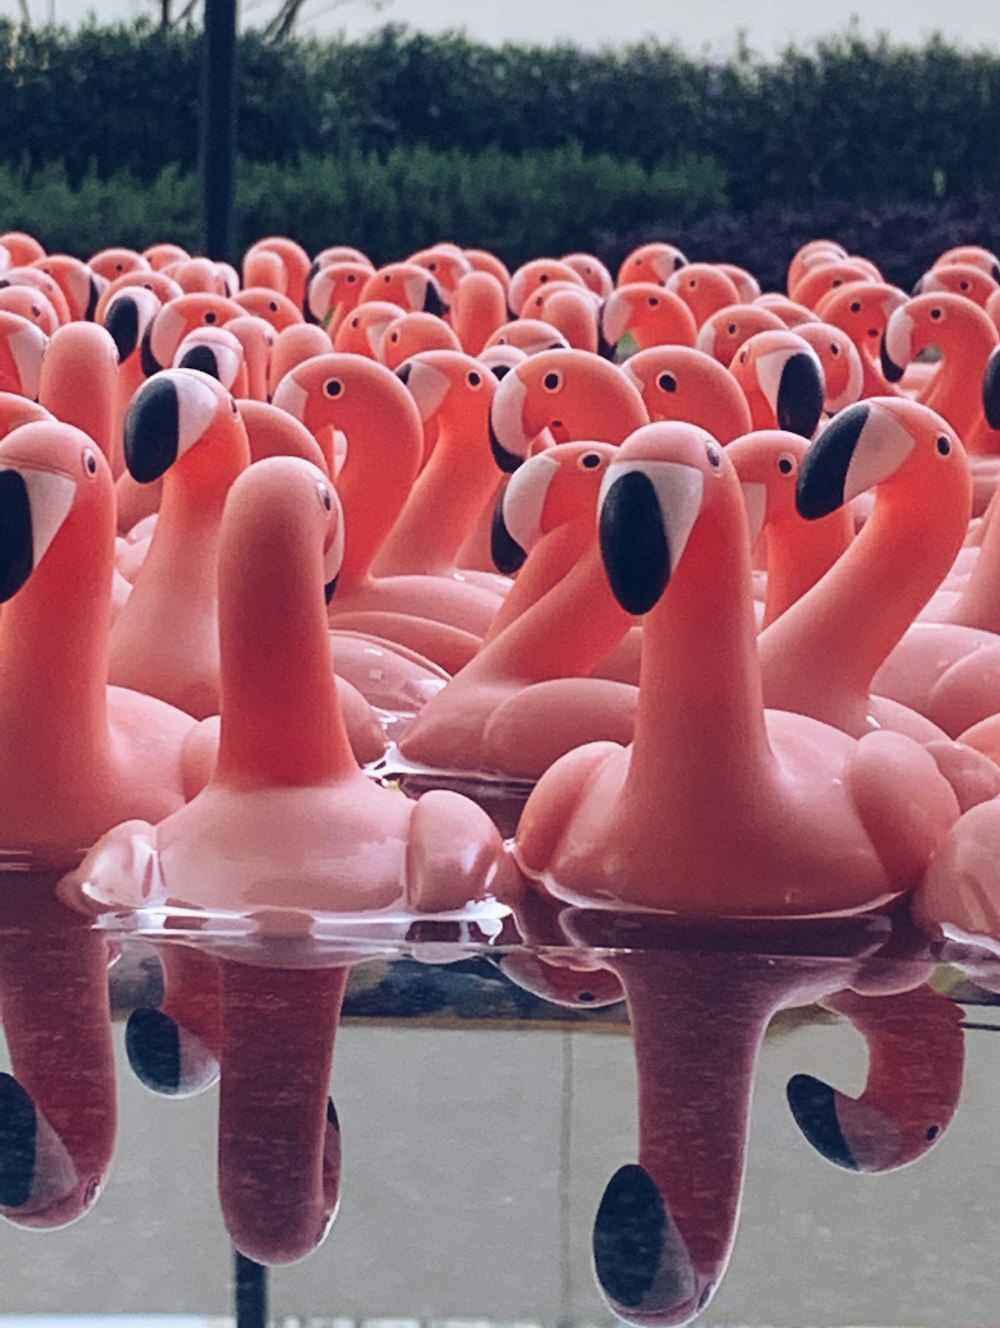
[786,1073,859,1170]
[776,351,825,438]
[796,402,868,520]
[104,296,140,363]
[488,419,524,474]
[124,376,180,483]
[178,344,220,380]
[0,1073,37,1209]
[490,493,528,574]
[125,1007,183,1095]
[879,331,905,384]
[324,574,338,605]
[599,470,670,614]
[0,469,34,603]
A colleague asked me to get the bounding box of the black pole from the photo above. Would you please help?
[234,1249,268,1328]
[199,0,237,262]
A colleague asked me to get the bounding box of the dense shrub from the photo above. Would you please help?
[0,148,726,266]
[1,19,999,213]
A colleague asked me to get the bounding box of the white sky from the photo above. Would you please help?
[3,0,999,57]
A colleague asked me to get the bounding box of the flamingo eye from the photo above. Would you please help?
[850,300,861,312]
[579,451,602,469]
[350,317,359,328]
[688,278,697,288]
[930,307,943,319]
[542,370,562,391]
[657,372,677,392]
[390,332,399,342]
[830,343,840,355]
[318,484,333,511]
[82,448,98,477]
[468,370,482,386]
[347,273,356,282]
[706,443,722,467]
[648,296,659,307]
[728,323,737,334]
[204,311,217,324]
[937,434,951,455]
[324,378,344,398]
[31,305,40,317]
[383,274,392,282]
[778,455,795,474]
[428,262,437,271]
[960,281,969,291]
[739,349,748,364]
[927,1124,940,1140]
[269,301,278,312]
[831,278,842,287]
[539,273,549,283]
[229,396,238,415]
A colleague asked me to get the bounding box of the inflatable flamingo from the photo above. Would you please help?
[515,421,959,916]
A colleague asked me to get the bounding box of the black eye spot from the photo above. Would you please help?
[84,449,98,475]
[850,300,862,312]
[937,434,951,455]
[204,311,217,324]
[539,273,549,283]
[468,371,481,386]
[728,323,737,334]
[269,301,278,312]
[960,281,969,291]
[580,452,602,469]
[428,262,437,271]
[347,273,356,282]
[688,278,697,288]
[778,456,794,474]
[321,488,332,510]
[706,443,721,467]
[543,371,561,391]
[350,317,359,328]
[31,305,40,317]
[832,278,842,287]
[830,343,840,355]
[390,332,399,342]
[578,991,596,1002]
[657,372,677,392]
[931,307,942,319]
[116,263,124,272]
[927,1125,940,1140]
[739,349,748,364]
[648,296,659,307]
[324,379,343,397]
[383,273,391,282]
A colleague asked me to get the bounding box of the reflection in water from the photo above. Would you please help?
[0,870,115,1230]
[501,902,965,1325]
[0,868,984,1322]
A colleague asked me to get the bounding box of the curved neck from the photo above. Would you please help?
[468,540,630,683]
[762,508,853,627]
[759,469,971,714]
[335,396,423,591]
[483,519,591,643]
[375,408,497,576]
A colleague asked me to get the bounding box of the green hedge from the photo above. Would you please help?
[0,147,727,266]
[1,20,999,214]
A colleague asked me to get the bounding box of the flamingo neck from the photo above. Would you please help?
[758,477,970,716]
[615,951,787,1280]
[483,519,592,643]
[922,321,997,434]
[375,409,496,576]
[762,508,853,626]
[626,488,770,806]
[334,399,423,592]
[950,506,1000,630]
[469,541,630,683]
[0,509,112,767]
[215,515,356,787]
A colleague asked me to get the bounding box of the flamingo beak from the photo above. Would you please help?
[178,342,220,380]
[125,370,222,483]
[490,492,527,573]
[796,403,869,519]
[787,1073,916,1172]
[593,1163,714,1326]
[984,347,1000,429]
[0,464,77,601]
[104,295,141,361]
[599,461,702,615]
[125,1007,220,1097]
[769,350,825,437]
